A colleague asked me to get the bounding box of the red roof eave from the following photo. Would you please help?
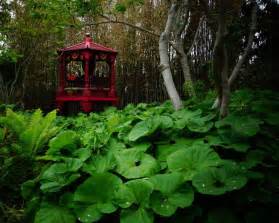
[57,36,117,54]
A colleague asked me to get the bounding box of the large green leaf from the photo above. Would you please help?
[74,203,117,223]
[215,115,262,137]
[192,162,248,195]
[74,204,102,223]
[150,185,194,217]
[47,130,79,155]
[157,115,173,129]
[114,184,136,208]
[40,159,82,192]
[73,147,91,161]
[172,109,202,129]
[167,144,221,180]
[121,208,154,223]
[82,152,115,174]
[74,172,122,204]
[125,178,153,207]
[156,138,194,169]
[115,149,159,179]
[207,134,250,152]
[34,204,75,223]
[128,118,160,141]
[149,172,184,194]
[150,192,177,217]
[186,115,214,133]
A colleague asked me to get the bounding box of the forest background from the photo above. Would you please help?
[0,1,279,223]
[0,0,278,112]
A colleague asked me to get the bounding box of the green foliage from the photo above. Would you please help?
[115,0,144,13]
[34,203,75,223]
[0,48,23,64]
[0,108,59,156]
[0,89,279,222]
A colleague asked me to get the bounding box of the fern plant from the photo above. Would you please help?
[0,108,59,156]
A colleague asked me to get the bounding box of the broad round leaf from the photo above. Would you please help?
[125,178,153,206]
[192,163,248,195]
[114,184,136,208]
[74,204,102,223]
[74,172,122,203]
[150,185,194,217]
[150,192,177,217]
[149,172,184,194]
[34,204,75,223]
[121,208,154,223]
[47,130,79,155]
[167,144,221,180]
[168,186,194,208]
[158,115,173,129]
[215,115,262,137]
[83,153,115,174]
[128,120,151,141]
[40,160,82,192]
[187,118,213,133]
[128,118,160,141]
[115,149,159,179]
[97,203,117,214]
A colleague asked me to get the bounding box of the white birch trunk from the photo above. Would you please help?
[159,3,183,110]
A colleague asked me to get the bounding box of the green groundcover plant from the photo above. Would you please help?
[0,89,278,223]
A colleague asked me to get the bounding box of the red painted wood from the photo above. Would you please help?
[56,34,118,113]
[58,34,117,53]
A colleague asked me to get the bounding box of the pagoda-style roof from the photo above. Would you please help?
[58,34,117,53]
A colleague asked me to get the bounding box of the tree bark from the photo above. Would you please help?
[173,0,198,97]
[211,0,231,117]
[212,2,257,109]
[229,3,257,86]
[220,46,229,117]
[159,2,183,110]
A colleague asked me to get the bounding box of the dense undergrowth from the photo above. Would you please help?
[0,89,279,223]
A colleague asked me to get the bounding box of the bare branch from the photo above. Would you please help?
[85,16,160,37]
[187,15,205,56]
[228,3,257,86]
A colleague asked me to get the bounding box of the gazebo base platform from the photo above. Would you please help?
[56,96,118,113]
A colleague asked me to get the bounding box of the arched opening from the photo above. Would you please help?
[66,61,84,88]
[92,61,110,89]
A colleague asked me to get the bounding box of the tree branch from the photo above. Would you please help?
[228,3,257,87]
[85,16,160,37]
[187,15,205,56]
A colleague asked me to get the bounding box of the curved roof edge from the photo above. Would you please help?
[58,34,117,54]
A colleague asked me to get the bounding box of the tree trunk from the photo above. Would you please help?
[159,3,183,110]
[212,2,257,110]
[220,46,230,117]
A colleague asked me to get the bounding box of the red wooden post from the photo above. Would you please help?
[81,51,92,112]
[83,51,91,96]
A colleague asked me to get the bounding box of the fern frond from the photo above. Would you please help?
[0,109,26,135]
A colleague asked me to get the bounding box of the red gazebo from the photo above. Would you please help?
[56,33,118,113]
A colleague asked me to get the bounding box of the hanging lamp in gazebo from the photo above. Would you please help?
[56,33,118,113]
